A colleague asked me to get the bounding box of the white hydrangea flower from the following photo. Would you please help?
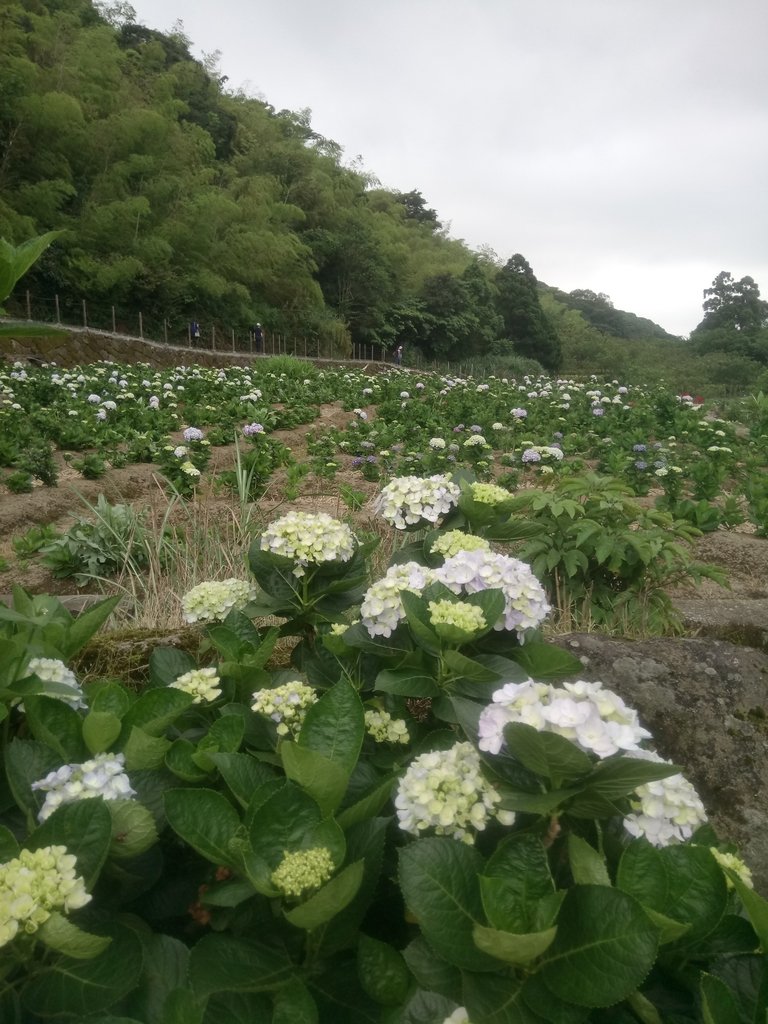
[26,658,87,711]
[623,749,707,846]
[373,474,460,530]
[180,461,201,477]
[478,678,651,759]
[182,578,257,623]
[251,681,317,737]
[709,848,753,889]
[360,561,435,637]
[435,549,550,639]
[395,742,515,843]
[271,847,334,898]
[430,530,491,559]
[443,1010,471,1024]
[428,599,486,638]
[260,511,356,577]
[463,434,487,447]
[0,846,91,947]
[170,666,221,703]
[31,753,135,823]
[365,709,409,744]
[429,437,446,449]
[469,481,512,505]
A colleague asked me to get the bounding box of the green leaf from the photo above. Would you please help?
[659,845,728,945]
[539,885,659,1008]
[402,937,462,1002]
[521,971,590,1023]
[727,871,768,951]
[272,982,318,1024]
[341,621,413,656]
[209,752,276,809]
[443,649,503,682]
[399,838,497,972]
[462,972,540,1024]
[336,777,395,829]
[586,756,680,800]
[165,739,211,782]
[0,231,62,310]
[122,727,171,770]
[503,722,593,783]
[473,923,557,965]
[107,799,159,860]
[481,834,556,933]
[0,825,20,860]
[162,988,203,1024]
[148,647,197,688]
[90,681,131,719]
[398,990,458,1024]
[281,741,349,816]
[497,787,577,815]
[121,688,194,738]
[203,992,271,1024]
[83,711,123,755]
[616,839,668,910]
[567,834,611,886]
[375,668,440,697]
[356,933,411,1005]
[247,782,321,866]
[28,798,112,889]
[64,595,121,658]
[642,907,691,944]
[401,591,442,654]
[298,680,364,774]
[701,973,740,1024]
[21,922,143,1017]
[4,738,60,817]
[193,715,245,771]
[37,912,111,959]
[189,934,293,999]
[23,695,86,761]
[164,788,241,868]
[284,860,364,930]
[511,642,583,679]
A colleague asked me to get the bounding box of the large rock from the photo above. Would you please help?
[553,633,768,892]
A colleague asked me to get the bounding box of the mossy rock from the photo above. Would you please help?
[74,625,204,688]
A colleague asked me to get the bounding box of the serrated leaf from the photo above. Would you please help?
[567,834,610,886]
[298,680,364,774]
[399,838,497,972]
[189,933,293,999]
[539,885,659,1008]
[83,711,122,755]
[27,798,112,889]
[357,933,411,1005]
[281,741,349,816]
[503,722,592,783]
[375,668,440,697]
[511,642,583,680]
[148,647,197,688]
[209,752,276,809]
[38,913,111,959]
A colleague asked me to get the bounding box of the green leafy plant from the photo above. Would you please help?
[11,524,60,560]
[4,470,33,494]
[0,232,61,313]
[72,453,107,480]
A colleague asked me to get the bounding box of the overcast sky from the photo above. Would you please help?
[129,0,768,337]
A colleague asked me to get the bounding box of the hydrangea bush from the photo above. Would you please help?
[0,483,764,1023]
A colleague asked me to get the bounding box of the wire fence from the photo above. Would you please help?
[4,290,395,365]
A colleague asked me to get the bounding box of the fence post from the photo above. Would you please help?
[112,306,117,333]
[54,294,61,323]
[163,319,168,344]
[212,325,216,351]
[82,300,88,329]
[25,290,31,320]
[231,328,235,352]
[138,312,143,339]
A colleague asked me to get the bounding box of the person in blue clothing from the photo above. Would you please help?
[394,344,403,366]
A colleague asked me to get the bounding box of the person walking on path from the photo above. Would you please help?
[395,344,403,366]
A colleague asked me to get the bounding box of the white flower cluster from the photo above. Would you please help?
[181,578,257,623]
[430,530,490,559]
[478,679,651,759]
[0,846,91,947]
[469,481,513,505]
[373,474,460,529]
[395,742,515,843]
[271,847,334,898]
[260,511,356,577]
[709,848,753,889]
[170,667,221,703]
[443,1010,471,1024]
[26,658,87,711]
[435,549,550,638]
[360,561,435,637]
[31,753,135,823]
[365,709,409,744]
[428,599,486,637]
[251,681,317,737]
[429,437,446,449]
[623,749,707,847]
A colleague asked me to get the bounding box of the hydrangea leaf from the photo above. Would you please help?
[356,933,411,1006]
[27,797,112,889]
[164,788,242,868]
[283,859,364,930]
[281,741,349,816]
[539,885,659,1007]
[298,680,365,775]
[503,722,593,783]
[189,934,293,999]
[399,838,497,972]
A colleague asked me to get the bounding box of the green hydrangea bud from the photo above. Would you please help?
[271,847,334,898]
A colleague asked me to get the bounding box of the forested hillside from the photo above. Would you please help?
[2,0,765,385]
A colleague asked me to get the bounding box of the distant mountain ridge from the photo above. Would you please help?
[539,284,680,342]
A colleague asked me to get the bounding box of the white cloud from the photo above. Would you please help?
[130,0,768,336]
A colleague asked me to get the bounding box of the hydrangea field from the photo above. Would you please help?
[0,355,767,1022]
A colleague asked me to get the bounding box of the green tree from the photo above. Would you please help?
[495,255,561,371]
